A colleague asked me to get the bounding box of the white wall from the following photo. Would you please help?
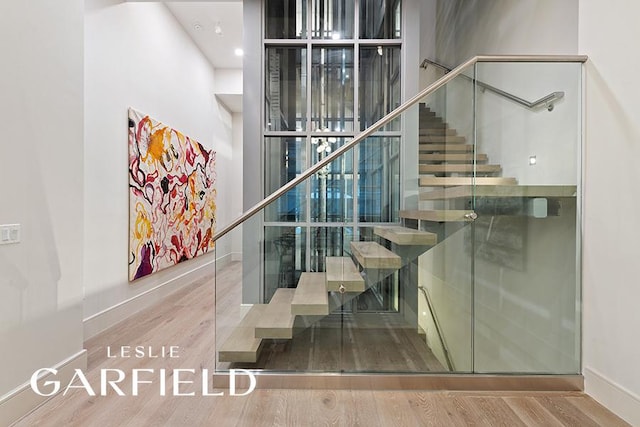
[231,112,244,261]
[84,1,235,333]
[0,0,85,414]
[425,0,581,187]
[434,0,579,66]
[579,1,640,424]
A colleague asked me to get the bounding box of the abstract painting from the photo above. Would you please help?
[128,108,216,281]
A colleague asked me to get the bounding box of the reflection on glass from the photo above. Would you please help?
[310,227,352,272]
[264,226,306,301]
[359,46,401,130]
[470,61,582,374]
[358,137,399,222]
[311,47,354,132]
[360,0,401,39]
[310,137,354,222]
[264,137,307,221]
[265,47,307,131]
[311,0,354,39]
[265,0,307,39]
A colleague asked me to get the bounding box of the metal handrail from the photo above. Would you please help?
[418,285,455,371]
[421,58,569,111]
[211,54,588,243]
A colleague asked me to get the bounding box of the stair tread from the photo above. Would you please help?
[420,185,577,200]
[291,273,329,315]
[419,164,501,173]
[254,288,296,339]
[419,177,518,187]
[399,209,473,222]
[374,225,438,246]
[420,153,488,162]
[218,304,267,363]
[419,135,466,143]
[419,128,457,136]
[419,144,474,153]
[326,257,365,292]
[350,241,401,269]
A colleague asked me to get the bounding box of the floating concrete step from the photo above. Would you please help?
[420,185,578,200]
[419,117,444,125]
[419,110,436,117]
[399,210,472,222]
[419,144,474,153]
[419,135,467,143]
[374,225,438,246]
[419,164,502,174]
[419,128,458,136]
[350,241,402,269]
[325,257,365,292]
[291,273,329,316]
[419,153,488,163]
[419,176,518,187]
[254,288,296,339]
[218,304,267,363]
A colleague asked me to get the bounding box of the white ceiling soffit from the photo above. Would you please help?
[164,1,243,69]
[215,94,243,113]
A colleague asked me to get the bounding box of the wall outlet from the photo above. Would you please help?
[0,224,21,245]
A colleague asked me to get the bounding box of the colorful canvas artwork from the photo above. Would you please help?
[128,108,216,281]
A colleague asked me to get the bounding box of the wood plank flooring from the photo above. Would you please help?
[13,262,631,427]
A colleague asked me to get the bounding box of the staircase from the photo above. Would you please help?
[218,104,574,365]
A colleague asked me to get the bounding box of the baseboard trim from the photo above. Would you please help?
[84,252,233,340]
[0,350,87,426]
[584,367,640,426]
[212,372,583,391]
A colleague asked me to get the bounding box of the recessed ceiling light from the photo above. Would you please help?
[234,48,244,57]
[193,22,203,31]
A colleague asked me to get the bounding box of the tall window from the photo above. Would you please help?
[263,0,402,300]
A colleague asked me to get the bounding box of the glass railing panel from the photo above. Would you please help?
[471,61,582,374]
[415,66,477,373]
[215,58,583,378]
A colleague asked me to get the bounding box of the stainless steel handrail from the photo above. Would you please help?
[418,285,455,371]
[212,55,587,243]
[421,58,569,111]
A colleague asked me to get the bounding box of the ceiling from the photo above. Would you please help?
[165,1,243,70]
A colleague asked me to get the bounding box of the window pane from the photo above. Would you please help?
[310,137,353,222]
[264,137,307,221]
[310,227,353,272]
[311,47,354,132]
[265,47,307,131]
[360,0,401,39]
[265,0,307,39]
[359,45,401,131]
[311,0,354,39]
[358,137,400,222]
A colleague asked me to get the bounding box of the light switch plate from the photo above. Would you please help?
[0,224,21,245]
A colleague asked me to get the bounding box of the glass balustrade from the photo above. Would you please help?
[214,58,583,377]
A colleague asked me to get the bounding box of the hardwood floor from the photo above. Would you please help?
[13,262,630,427]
